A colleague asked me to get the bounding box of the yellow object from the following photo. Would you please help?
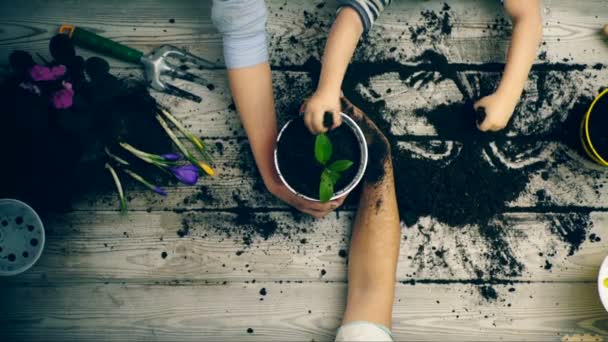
[580,88,608,166]
[603,277,608,288]
[198,161,215,177]
[58,24,75,37]
[191,135,204,150]
[603,24,608,37]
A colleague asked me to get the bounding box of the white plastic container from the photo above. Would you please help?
[274,113,369,202]
[0,199,45,276]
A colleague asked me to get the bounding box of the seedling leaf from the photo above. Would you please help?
[319,170,335,203]
[328,160,353,173]
[315,133,332,165]
[326,169,341,184]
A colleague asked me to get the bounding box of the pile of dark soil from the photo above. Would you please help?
[393,101,538,227]
[0,35,171,214]
[276,117,361,199]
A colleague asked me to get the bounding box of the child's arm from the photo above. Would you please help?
[475,0,543,132]
[213,0,344,218]
[304,1,391,134]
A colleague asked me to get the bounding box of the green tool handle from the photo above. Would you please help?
[70,26,144,64]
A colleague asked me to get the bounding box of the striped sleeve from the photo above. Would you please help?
[336,0,391,33]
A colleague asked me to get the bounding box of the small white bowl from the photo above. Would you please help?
[0,199,45,276]
[597,256,608,311]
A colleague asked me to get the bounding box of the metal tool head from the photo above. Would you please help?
[141,45,216,103]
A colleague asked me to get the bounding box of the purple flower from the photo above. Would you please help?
[170,165,199,185]
[162,153,182,161]
[30,64,66,81]
[153,186,168,196]
[50,82,74,109]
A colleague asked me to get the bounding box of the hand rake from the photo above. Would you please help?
[59,24,215,103]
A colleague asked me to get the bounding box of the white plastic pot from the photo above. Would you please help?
[0,199,45,276]
[274,113,368,202]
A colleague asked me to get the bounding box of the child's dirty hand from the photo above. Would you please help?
[303,91,342,134]
[474,92,518,132]
[269,181,345,219]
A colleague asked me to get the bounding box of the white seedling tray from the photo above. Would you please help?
[0,199,45,276]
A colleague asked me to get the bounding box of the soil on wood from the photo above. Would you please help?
[189,6,603,301]
[271,7,602,294]
[393,101,538,227]
[327,48,600,297]
[276,116,361,199]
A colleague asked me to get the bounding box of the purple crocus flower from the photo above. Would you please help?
[162,153,182,161]
[50,82,74,109]
[30,64,66,81]
[153,187,168,196]
[170,164,199,185]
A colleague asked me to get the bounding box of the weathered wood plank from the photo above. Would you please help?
[1,282,606,341]
[0,0,606,67]
[137,68,607,140]
[70,138,608,211]
[0,67,602,141]
[4,211,607,284]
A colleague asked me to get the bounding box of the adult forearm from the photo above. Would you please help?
[317,7,364,96]
[343,151,401,328]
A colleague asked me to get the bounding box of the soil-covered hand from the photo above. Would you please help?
[340,97,392,185]
[268,180,345,219]
[303,90,343,134]
[474,92,518,132]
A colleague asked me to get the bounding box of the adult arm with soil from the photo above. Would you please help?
[475,0,543,132]
[340,99,401,330]
[212,0,344,218]
[304,1,390,134]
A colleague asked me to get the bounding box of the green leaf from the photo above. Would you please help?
[315,133,333,165]
[319,170,335,203]
[326,169,341,184]
[328,160,353,173]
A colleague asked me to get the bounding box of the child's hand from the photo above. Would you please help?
[474,92,518,132]
[303,91,342,134]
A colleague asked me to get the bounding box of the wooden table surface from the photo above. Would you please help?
[1,0,608,341]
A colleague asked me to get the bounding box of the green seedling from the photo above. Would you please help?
[315,133,354,202]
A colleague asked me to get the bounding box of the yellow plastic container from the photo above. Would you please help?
[580,88,608,166]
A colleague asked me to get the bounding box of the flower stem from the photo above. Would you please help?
[104,147,130,166]
[105,163,127,214]
[156,115,215,177]
[123,169,167,196]
[159,108,212,163]
[119,142,171,167]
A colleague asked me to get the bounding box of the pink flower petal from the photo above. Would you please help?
[29,64,67,81]
[51,86,75,109]
[50,65,67,78]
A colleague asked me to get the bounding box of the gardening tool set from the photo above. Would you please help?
[59,24,215,103]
